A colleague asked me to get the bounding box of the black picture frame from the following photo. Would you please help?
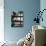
[11,11,24,27]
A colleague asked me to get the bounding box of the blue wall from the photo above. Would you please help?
[4,0,40,42]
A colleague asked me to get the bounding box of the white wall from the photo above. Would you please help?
[40,0,46,27]
[40,0,46,45]
[0,0,4,42]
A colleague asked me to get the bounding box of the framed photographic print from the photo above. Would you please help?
[11,11,24,27]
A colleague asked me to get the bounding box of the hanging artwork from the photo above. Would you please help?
[11,11,24,27]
